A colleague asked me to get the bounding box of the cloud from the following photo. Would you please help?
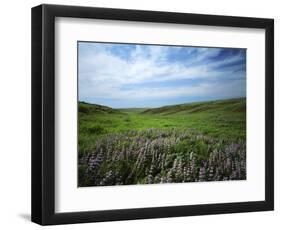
[78,42,246,108]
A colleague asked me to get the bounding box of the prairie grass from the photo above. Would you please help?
[78,98,246,186]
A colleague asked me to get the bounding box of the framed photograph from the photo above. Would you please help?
[31,4,274,225]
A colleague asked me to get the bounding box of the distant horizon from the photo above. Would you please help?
[79,96,246,109]
[79,42,246,108]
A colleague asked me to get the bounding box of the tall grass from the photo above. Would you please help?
[79,128,246,186]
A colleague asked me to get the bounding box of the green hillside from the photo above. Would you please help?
[79,101,121,114]
[142,98,246,115]
[78,98,246,154]
[78,98,246,187]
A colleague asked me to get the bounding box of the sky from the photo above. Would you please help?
[78,42,246,108]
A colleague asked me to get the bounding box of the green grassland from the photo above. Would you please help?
[78,98,246,154]
[78,98,246,186]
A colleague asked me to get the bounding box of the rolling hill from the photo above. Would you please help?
[78,98,246,187]
[141,98,246,115]
[79,101,121,114]
[78,97,246,154]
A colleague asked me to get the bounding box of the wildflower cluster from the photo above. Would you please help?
[79,128,246,186]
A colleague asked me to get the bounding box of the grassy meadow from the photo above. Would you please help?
[78,98,246,187]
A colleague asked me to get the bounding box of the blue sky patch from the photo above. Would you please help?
[78,42,246,108]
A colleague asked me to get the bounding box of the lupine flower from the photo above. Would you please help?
[79,128,246,186]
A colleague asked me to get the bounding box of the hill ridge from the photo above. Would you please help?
[141,98,246,115]
[79,98,246,115]
[78,101,121,114]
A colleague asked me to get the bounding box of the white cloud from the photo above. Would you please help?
[80,78,245,102]
[79,43,246,106]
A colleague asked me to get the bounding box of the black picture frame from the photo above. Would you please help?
[31,4,274,225]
